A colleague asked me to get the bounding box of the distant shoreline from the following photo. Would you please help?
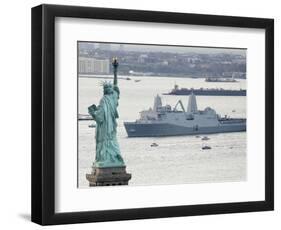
[79,74,210,80]
[78,74,247,80]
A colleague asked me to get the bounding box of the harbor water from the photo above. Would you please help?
[78,76,247,188]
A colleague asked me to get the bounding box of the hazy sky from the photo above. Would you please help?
[79,42,246,56]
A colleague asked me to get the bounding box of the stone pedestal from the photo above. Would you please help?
[86,166,131,186]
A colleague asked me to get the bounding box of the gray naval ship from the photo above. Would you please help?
[124,93,246,137]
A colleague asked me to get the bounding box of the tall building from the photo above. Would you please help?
[79,57,110,74]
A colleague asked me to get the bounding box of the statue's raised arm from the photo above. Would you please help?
[112,57,118,86]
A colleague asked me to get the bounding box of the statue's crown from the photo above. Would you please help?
[100,81,113,89]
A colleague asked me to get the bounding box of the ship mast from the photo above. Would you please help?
[187,92,198,113]
[153,94,162,111]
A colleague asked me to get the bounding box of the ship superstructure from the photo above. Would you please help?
[124,93,246,137]
[164,84,246,96]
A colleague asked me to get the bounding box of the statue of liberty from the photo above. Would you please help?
[88,58,125,168]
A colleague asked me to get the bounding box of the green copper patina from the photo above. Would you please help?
[88,58,125,168]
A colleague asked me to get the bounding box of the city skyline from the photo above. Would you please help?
[78,41,246,77]
[79,42,246,56]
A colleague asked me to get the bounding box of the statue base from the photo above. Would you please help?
[86,166,131,186]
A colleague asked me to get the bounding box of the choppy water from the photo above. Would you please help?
[78,76,246,188]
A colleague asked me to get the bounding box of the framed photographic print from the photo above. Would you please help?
[31,4,274,225]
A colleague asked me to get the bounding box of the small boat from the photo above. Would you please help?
[88,123,96,128]
[202,145,211,150]
[135,79,141,82]
[150,143,158,147]
[196,135,201,138]
[201,136,210,141]
[126,77,131,80]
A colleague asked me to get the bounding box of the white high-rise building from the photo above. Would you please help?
[79,57,110,74]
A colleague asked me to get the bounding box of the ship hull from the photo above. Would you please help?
[164,90,246,96]
[124,122,246,137]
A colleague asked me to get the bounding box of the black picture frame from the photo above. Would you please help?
[31,4,274,225]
